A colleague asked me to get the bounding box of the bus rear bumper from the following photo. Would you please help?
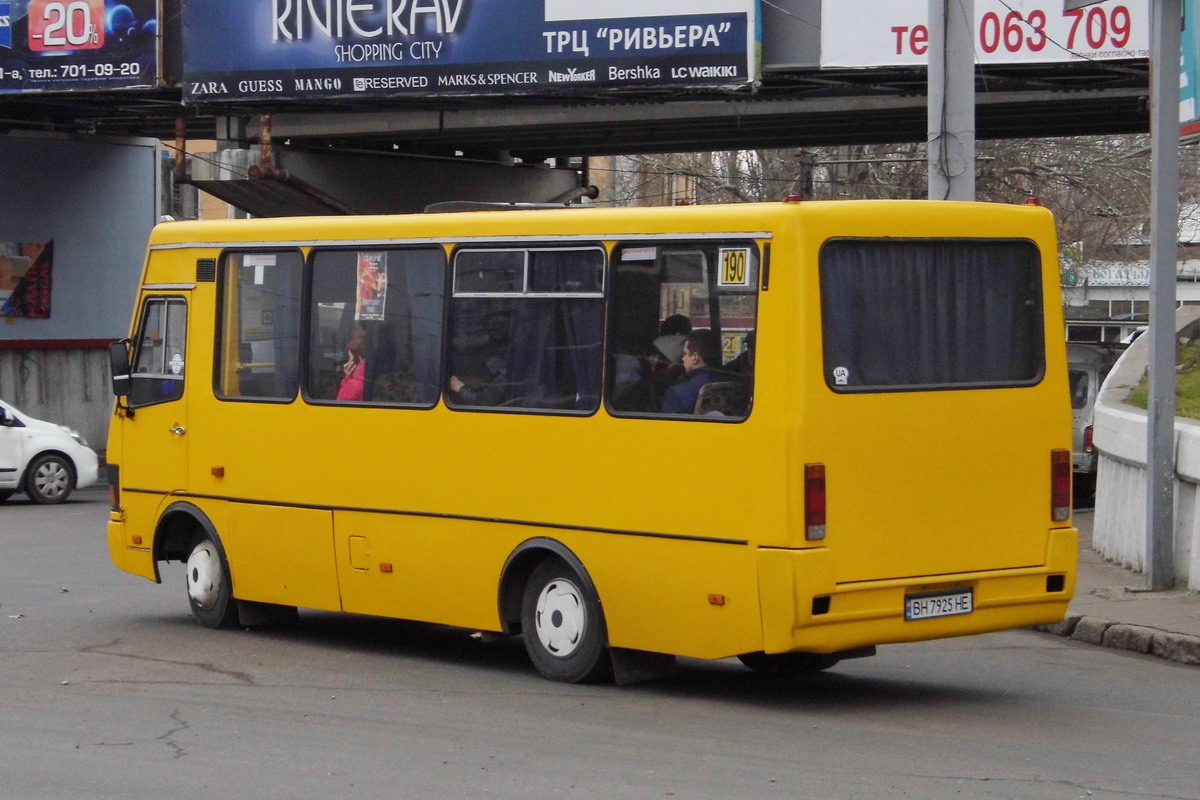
[757,526,1078,655]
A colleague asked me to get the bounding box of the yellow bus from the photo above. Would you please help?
[105,199,1077,683]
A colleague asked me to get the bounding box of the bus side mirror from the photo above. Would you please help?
[109,340,132,397]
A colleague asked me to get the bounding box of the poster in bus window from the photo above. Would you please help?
[356,252,387,321]
[239,253,277,343]
[0,240,51,318]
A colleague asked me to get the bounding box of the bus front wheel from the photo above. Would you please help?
[186,536,238,629]
[520,558,610,683]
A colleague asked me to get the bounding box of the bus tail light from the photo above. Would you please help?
[1051,450,1071,521]
[805,463,827,540]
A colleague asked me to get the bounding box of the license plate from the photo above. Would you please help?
[905,590,973,621]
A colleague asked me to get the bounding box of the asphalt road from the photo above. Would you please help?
[2,488,1198,800]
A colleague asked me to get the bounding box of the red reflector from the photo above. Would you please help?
[784,194,804,203]
[1023,197,1042,206]
[379,563,394,574]
[1084,426,1094,455]
[708,594,726,606]
[1051,449,1071,521]
[805,463,827,540]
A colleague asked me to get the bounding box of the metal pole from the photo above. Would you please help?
[928,0,975,201]
[1146,0,1182,590]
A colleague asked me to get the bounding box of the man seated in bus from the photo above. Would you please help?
[449,356,508,406]
[652,314,691,364]
[661,330,728,414]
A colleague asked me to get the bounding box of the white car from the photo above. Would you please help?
[0,399,99,504]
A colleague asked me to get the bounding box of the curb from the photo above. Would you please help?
[1033,616,1200,666]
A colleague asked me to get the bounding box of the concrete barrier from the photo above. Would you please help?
[1092,307,1200,591]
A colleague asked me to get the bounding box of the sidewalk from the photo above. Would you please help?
[1033,509,1200,666]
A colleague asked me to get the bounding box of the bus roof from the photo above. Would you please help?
[148,200,1055,248]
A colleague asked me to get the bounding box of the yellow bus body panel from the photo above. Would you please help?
[107,201,1077,664]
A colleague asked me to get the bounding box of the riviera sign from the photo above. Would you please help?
[182,0,760,101]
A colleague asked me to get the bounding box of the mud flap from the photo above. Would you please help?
[610,647,681,685]
[236,599,299,628]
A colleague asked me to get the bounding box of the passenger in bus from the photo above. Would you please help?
[652,314,691,364]
[661,330,727,414]
[449,356,508,406]
[611,335,654,411]
[337,328,367,402]
[646,315,692,404]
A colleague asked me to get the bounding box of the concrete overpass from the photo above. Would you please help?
[0,0,1150,161]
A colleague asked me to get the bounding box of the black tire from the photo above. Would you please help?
[24,453,75,505]
[1073,472,1097,506]
[520,557,610,683]
[185,535,238,629]
[738,651,841,677]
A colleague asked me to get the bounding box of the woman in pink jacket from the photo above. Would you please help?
[337,329,366,401]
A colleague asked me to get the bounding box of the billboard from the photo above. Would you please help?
[821,0,1148,68]
[181,0,761,102]
[1183,0,1200,135]
[0,0,158,93]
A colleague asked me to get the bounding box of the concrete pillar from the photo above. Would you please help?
[927,0,975,201]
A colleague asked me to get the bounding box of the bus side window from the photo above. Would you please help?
[447,247,604,413]
[607,242,758,419]
[128,297,187,408]
[216,250,304,402]
[306,247,446,407]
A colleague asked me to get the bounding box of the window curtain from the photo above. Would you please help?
[820,240,1042,390]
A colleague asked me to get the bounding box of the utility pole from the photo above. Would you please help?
[927,0,975,201]
[1065,0,1179,589]
[1146,0,1182,590]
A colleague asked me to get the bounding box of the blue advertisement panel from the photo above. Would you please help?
[182,0,761,102]
[1184,0,1200,136]
[0,0,158,93]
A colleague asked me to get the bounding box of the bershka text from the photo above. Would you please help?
[273,0,468,41]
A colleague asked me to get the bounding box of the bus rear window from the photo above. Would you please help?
[820,239,1044,391]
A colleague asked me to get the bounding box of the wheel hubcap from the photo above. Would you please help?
[186,542,223,610]
[534,578,586,658]
[34,460,68,498]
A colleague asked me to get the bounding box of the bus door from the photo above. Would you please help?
[121,295,190,502]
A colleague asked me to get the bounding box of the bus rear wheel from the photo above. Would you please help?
[520,557,610,683]
[186,535,238,629]
[738,651,841,676]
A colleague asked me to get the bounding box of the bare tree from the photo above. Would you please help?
[602,135,1182,262]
